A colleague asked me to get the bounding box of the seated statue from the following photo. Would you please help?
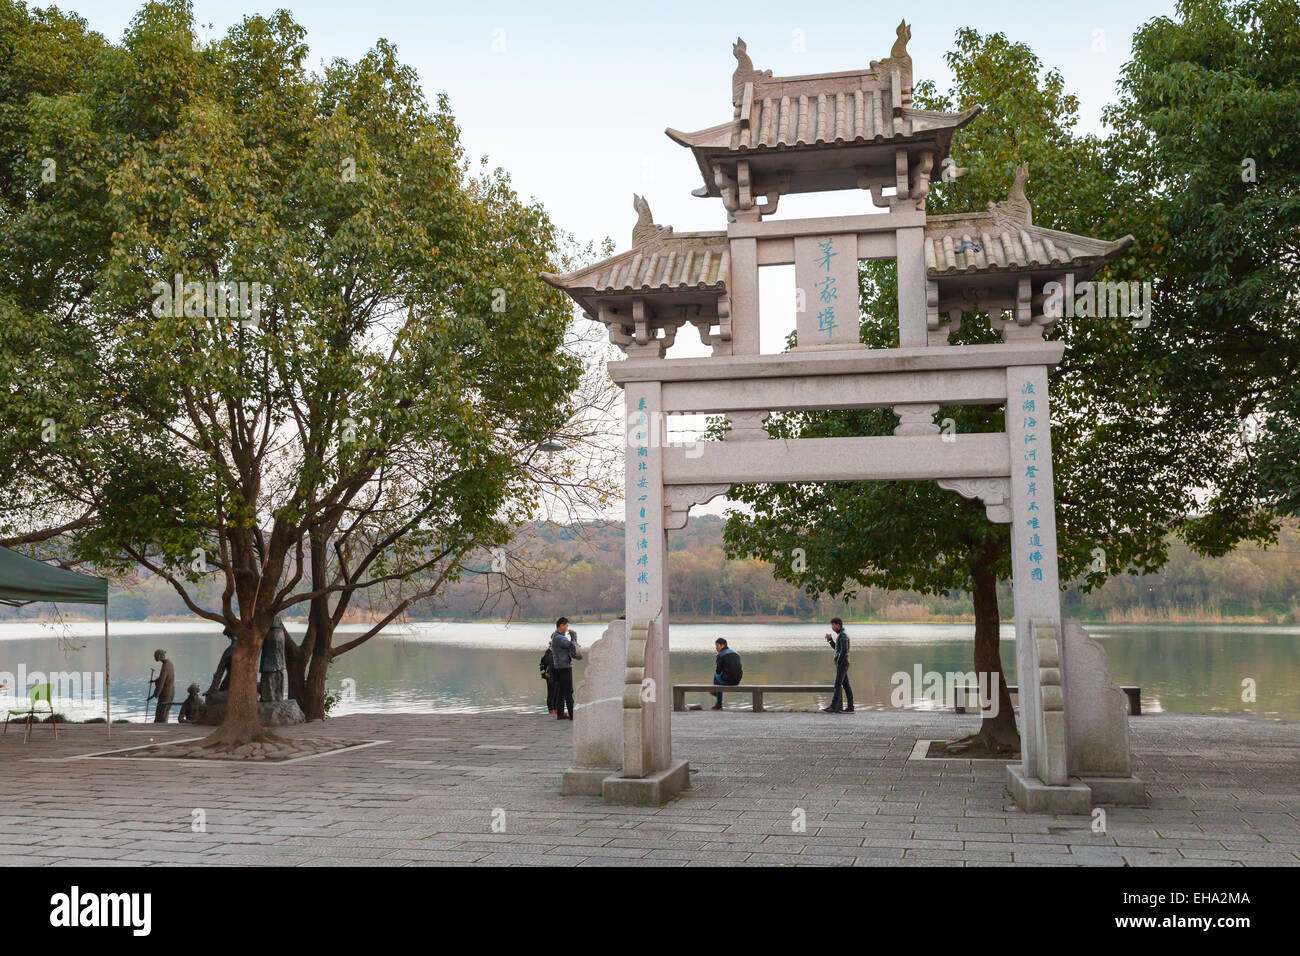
[177,683,203,723]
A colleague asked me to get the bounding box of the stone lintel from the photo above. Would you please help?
[663,367,1008,415]
[663,432,1010,485]
[728,209,926,239]
[608,342,1065,385]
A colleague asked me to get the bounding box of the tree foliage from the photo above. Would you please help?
[0,0,583,740]
[1104,0,1300,529]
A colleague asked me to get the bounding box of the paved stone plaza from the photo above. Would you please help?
[0,710,1295,866]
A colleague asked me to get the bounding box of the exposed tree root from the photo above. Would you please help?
[944,724,1021,758]
[197,726,290,752]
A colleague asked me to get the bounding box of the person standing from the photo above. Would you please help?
[821,617,854,714]
[550,617,581,721]
[712,638,743,710]
[147,648,175,723]
[540,644,558,714]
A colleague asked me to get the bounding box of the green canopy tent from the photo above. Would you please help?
[0,546,112,739]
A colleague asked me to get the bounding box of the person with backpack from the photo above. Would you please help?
[540,644,558,715]
[550,617,581,720]
[712,638,743,710]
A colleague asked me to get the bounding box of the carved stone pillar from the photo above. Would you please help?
[602,381,690,805]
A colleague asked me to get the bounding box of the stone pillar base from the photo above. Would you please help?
[601,759,690,806]
[1007,765,1092,814]
[561,767,616,796]
[1078,774,1148,806]
[1007,765,1147,813]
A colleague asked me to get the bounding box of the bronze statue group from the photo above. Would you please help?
[145,616,289,723]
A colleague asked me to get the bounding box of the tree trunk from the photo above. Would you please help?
[966,553,1020,752]
[302,622,331,721]
[202,628,264,747]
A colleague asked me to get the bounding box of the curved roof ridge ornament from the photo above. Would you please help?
[868,18,911,67]
[631,194,673,246]
[731,38,771,104]
[987,162,1033,228]
[891,19,912,60]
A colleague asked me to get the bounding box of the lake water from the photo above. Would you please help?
[1,620,1296,722]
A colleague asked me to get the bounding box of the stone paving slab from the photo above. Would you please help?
[0,710,1295,866]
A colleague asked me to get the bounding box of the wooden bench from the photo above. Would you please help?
[673,683,834,712]
[954,684,1141,716]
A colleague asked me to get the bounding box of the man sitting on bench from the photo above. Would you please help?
[713,638,743,710]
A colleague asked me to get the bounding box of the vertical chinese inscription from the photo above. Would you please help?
[794,233,859,348]
[1018,379,1045,582]
[1005,365,1063,780]
[624,383,664,629]
[632,395,652,604]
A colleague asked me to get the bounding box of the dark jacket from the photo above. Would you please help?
[550,629,578,669]
[715,647,743,684]
[828,628,850,664]
[540,647,555,680]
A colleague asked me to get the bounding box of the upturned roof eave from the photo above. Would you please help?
[670,105,981,198]
[539,231,730,291]
[666,104,980,153]
[924,233,1136,279]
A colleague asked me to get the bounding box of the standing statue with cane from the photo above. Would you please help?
[146,649,175,723]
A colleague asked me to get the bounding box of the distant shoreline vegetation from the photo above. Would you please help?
[3,516,1297,627]
[5,609,1298,628]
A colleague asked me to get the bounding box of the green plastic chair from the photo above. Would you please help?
[3,683,58,743]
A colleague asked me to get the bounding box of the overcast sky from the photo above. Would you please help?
[70,0,1180,514]
[76,0,1176,253]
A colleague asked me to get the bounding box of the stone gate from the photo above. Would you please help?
[545,22,1145,813]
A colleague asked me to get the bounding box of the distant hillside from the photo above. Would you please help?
[3,516,1297,625]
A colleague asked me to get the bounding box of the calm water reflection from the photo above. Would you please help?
[1,620,1296,721]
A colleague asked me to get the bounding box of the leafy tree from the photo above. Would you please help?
[1104,0,1299,529]
[724,26,1273,751]
[0,1,583,743]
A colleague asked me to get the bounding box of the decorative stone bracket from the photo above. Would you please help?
[712,160,789,222]
[690,291,733,356]
[988,275,1055,342]
[664,483,731,530]
[865,147,935,212]
[925,279,962,345]
[600,298,686,359]
[929,276,1060,347]
[936,477,1012,523]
